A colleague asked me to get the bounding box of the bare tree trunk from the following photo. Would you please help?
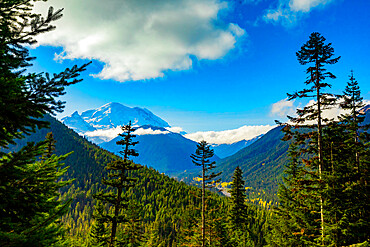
[316,63,325,246]
[202,157,205,247]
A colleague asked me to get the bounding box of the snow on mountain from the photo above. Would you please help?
[61,102,171,143]
[61,111,96,133]
[80,102,170,129]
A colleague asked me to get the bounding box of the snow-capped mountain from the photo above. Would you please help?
[80,102,170,129]
[62,111,96,133]
[62,102,169,135]
[61,102,267,173]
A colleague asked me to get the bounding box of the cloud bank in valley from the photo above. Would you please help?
[33,0,245,82]
[185,125,276,144]
[263,0,335,26]
[84,126,174,143]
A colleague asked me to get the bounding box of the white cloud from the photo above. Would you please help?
[279,98,370,125]
[185,125,275,144]
[165,126,185,134]
[33,0,245,82]
[263,0,334,26]
[134,128,170,136]
[289,0,332,12]
[271,98,296,118]
[84,126,172,143]
[85,126,122,143]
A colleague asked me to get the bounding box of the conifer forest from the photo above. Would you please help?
[0,1,369,247]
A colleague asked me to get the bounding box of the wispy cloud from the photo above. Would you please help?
[33,0,245,82]
[84,126,173,143]
[134,128,170,136]
[185,125,275,144]
[263,0,335,27]
[272,97,370,125]
[84,126,122,143]
[165,126,185,134]
[270,98,296,118]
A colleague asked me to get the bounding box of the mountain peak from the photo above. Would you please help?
[71,111,80,117]
[65,102,170,134]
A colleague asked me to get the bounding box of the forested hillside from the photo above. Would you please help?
[6,115,268,246]
[178,126,290,206]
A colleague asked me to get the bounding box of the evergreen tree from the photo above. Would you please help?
[120,201,145,247]
[229,166,247,228]
[90,201,109,247]
[0,0,90,148]
[42,132,56,160]
[0,136,73,246]
[275,32,340,246]
[268,136,311,246]
[322,72,370,246]
[191,141,221,247]
[94,121,142,247]
[0,1,89,245]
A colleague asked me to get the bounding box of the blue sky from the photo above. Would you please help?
[30,0,370,133]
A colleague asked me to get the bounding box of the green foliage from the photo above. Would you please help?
[211,126,290,205]
[0,134,73,246]
[90,201,109,247]
[94,121,142,247]
[270,33,369,247]
[229,166,247,228]
[0,0,90,148]
[0,1,89,245]
[191,141,221,247]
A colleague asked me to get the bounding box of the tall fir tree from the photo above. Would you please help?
[120,201,145,247]
[0,1,89,245]
[191,141,221,247]
[229,166,247,228]
[90,201,109,247]
[274,32,340,246]
[228,166,249,246]
[94,121,142,247]
[325,72,370,246]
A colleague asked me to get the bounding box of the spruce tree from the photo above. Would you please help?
[0,135,73,246]
[90,201,109,247]
[0,0,90,148]
[0,1,89,245]
[120,201,145,247]
[228,166,249,246]
[325,72,370,246]
[94,121,142,247]
[229,166,247,228]
[287,32,340,245]
[273,32,340,246]
[191,140,221,247]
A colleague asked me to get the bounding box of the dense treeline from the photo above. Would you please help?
[268,33,369,246]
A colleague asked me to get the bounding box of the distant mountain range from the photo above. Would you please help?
[61,102,261,173]
[211,135,262,159]
[179,104,370,202]
[100,125,219,174]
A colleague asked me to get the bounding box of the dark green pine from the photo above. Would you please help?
[190,140,221,247]
[90,201,109,247]
[93,121,142,247]
[229,166,247,228]
[275,32,341,246]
